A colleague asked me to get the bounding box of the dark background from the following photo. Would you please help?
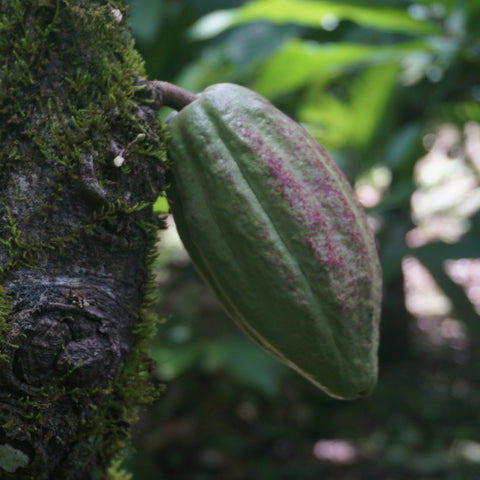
[123,1,480,478]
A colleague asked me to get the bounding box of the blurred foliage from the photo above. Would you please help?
[126,0,480,478]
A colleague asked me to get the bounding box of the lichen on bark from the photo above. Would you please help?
[0,1,167,478]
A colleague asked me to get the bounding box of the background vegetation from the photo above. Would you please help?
[124,1,480,478]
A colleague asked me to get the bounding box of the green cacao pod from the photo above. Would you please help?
[165,83,382,400]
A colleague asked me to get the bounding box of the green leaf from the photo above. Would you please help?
[153,195,170,213]
[150,339,284,395]
[199,340,283,396]
[299,62,400,150]
[150,344,201,380]
[217,340,284,396]
[256,38,431,97]
[190,0,440,39]
[189,10,238,40]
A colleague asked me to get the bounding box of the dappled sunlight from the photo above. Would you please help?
[403,257,451,317]
[453,440,480,463]
[446,259,480,314]
[154,216,190,285]
[355,165,392,208]
[401,122,480,358]
[407,122,480,246]
[402,257,468,356]
[312,439,357,464]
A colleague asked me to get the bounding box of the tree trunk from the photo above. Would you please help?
[0,1,166,478]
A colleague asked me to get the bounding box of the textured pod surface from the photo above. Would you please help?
[166,83,382,400]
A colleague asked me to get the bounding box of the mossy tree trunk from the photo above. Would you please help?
[0,1,166,478]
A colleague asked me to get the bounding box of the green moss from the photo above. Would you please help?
[0,0,168,477]
[0,444,30,474]
[99,217,167,471]
[0,0,166,274]
[0,284,12,359]
[106,458,132,480]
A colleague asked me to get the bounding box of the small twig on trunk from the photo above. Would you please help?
[149,80,198,111]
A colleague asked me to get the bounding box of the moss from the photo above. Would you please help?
[0,0,167,477]
[106,458,132,480]
[0,0,166,272]
[0,443,30,474]
[0,284,12,360]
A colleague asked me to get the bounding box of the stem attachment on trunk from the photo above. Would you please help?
[149,80,199,111]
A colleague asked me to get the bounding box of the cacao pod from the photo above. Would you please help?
[165,83,382,400]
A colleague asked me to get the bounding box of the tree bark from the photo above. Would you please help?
[0,1,166,478]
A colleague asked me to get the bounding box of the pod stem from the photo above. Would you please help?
[149,80,199,111]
